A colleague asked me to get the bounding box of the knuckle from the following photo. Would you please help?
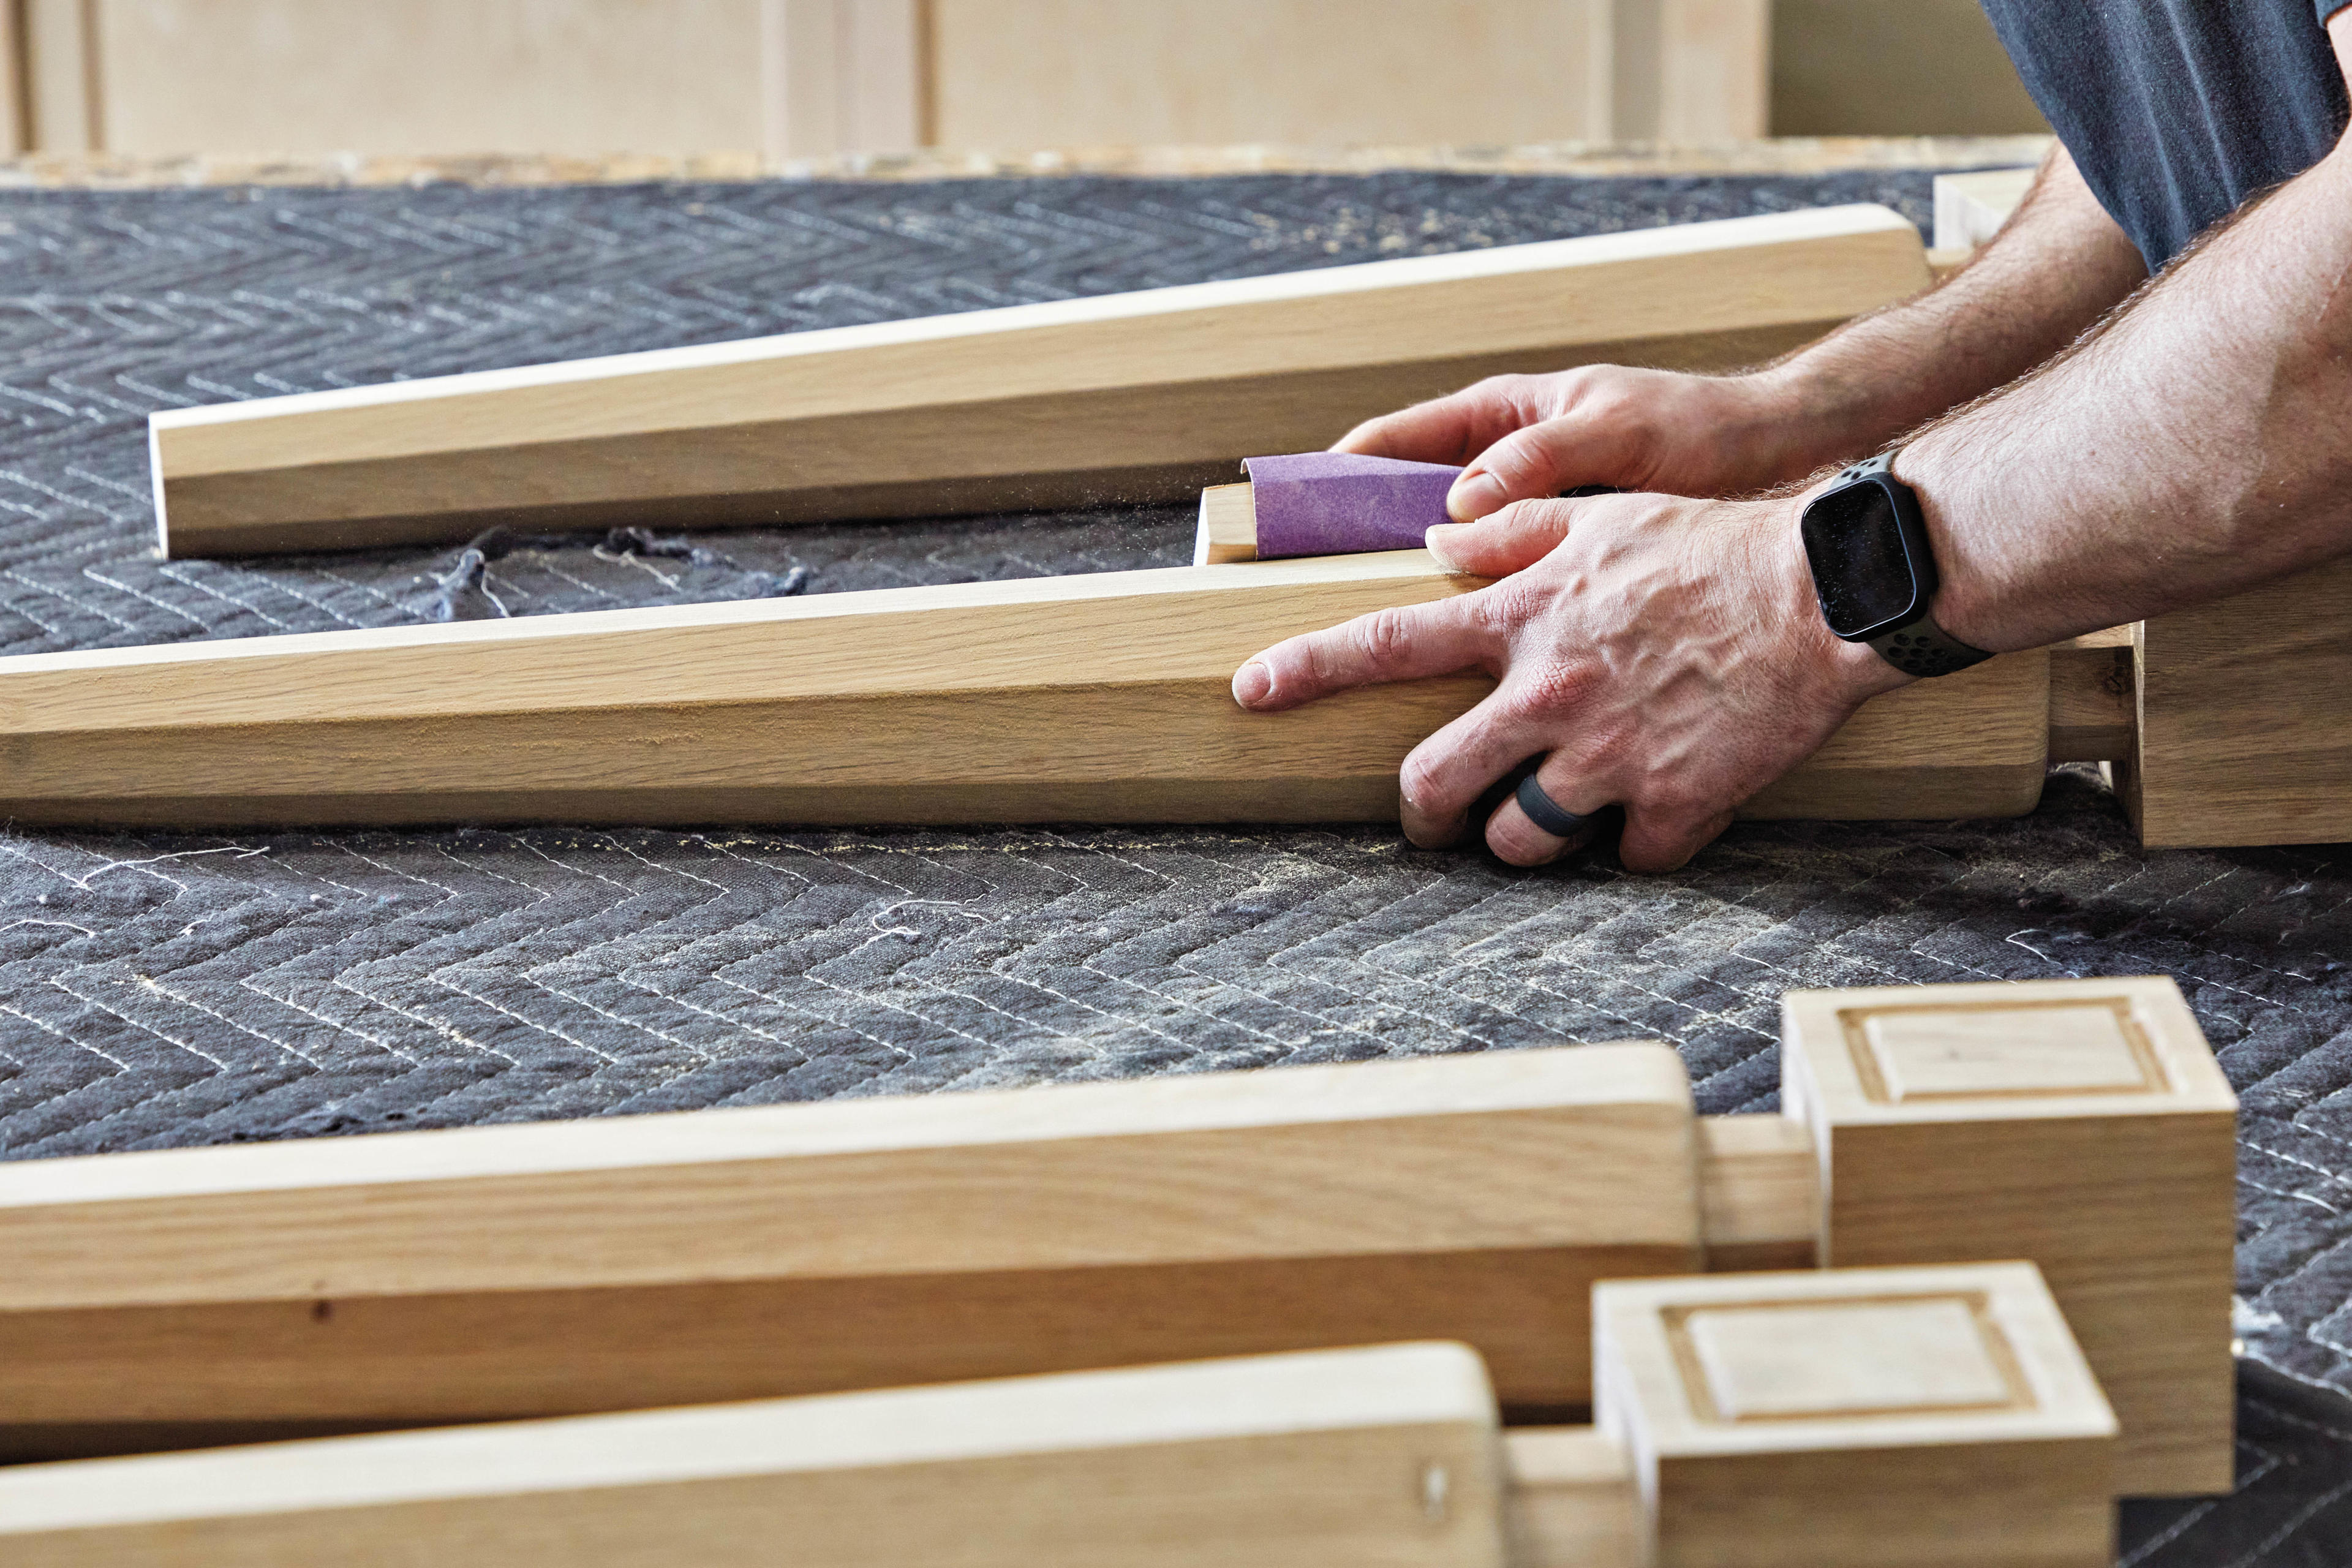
[1398,751,1451,809]
[1352,607,1415,667]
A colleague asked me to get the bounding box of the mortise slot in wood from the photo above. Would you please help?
[148,205,1935,557]
[0,549,2051,830]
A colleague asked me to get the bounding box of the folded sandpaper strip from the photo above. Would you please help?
[1242,453,1464,558]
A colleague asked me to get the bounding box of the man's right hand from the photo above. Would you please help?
[1332,364,1833,523]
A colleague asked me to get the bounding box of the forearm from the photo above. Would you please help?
[1748,146,2147,476]
[1907,130,2352,649]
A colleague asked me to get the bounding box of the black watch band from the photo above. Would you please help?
[1805,451,1995,679]
[1867,614,1993,679]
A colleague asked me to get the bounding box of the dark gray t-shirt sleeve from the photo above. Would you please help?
[1980,0,2349,270]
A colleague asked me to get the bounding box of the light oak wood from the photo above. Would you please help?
[1503,1428,1642,1568]
[0,978,2238,1466]
[149,205,1932,556]
[2126,558,2352,846]
[1780,976,2237,1496]
[1694,1114,1817,1272]
[1596,1262,2116,1568]
[0,1044,1701,1446]
[2048,629,2135,763]
[0,548,2049,830]
[0,1344,1515,1567]
[0,1292,2121,1568]
[1931,167,2037,252]
[1194,481,1258,565]
[1736,643,2049,821]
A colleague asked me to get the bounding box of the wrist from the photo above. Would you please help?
[1733,364,1899,486]
[1884,443,2003,651]
[1770,491,1918,704]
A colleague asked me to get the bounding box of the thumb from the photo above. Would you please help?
[1425,499,1577,577]
[1447,414,1637,522]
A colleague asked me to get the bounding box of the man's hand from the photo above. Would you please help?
[1335,366,1830,522]
[1336,146,2146,530]
[1231,493,1905,872]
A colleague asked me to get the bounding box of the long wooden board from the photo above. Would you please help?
[0,1344,1517,1568]
[2,1265,2122,1568]
[149,205,1933,556]
[0,550,2048,829]
[0,1044,1701,1450]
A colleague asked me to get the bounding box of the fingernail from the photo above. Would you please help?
[1447,470,1506,521]
[1232,661,1273,707]
[1423,522,1465,570]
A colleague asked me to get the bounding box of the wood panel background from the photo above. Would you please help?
[3,0,1785,160]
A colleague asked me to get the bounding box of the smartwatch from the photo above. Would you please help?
[1797,450,1992,679]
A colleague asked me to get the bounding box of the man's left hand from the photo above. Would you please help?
[1229,493,1909,872]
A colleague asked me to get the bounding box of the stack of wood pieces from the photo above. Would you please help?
[0,975,2237,1565]
[0,195,2297,850]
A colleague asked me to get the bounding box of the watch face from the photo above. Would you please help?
[1800,480,1923,638]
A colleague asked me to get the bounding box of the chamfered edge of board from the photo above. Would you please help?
[0,1341,1501,1537]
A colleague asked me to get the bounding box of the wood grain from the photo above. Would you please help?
[0,1344,1512,1568]
[23,0,92,153]
[0,1,24,157]
[1596,1262,2116,1568]
[0,1044,1700,1449]
[0,549,2050,829]
[92,1,769,159]
[1695,1115,1817,1272]
[1502,1428,1642,1568]
[2047,631,2133,763]
[2128,558,2352,846]
[929,0,1615,148]
[1194,480,1257,565]
[1779,976,2237,1496]
[1737,644,2049,821]
[149,205,1933,556]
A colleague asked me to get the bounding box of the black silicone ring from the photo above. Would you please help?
[1514,774,1593,838]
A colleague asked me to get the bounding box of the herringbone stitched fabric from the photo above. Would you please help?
[0,170,2348,1559]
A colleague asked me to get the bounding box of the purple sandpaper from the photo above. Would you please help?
[1243,453,1463,558]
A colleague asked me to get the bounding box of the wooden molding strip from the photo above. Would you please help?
[148,205,1932,556]
[0,549,2048,829]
